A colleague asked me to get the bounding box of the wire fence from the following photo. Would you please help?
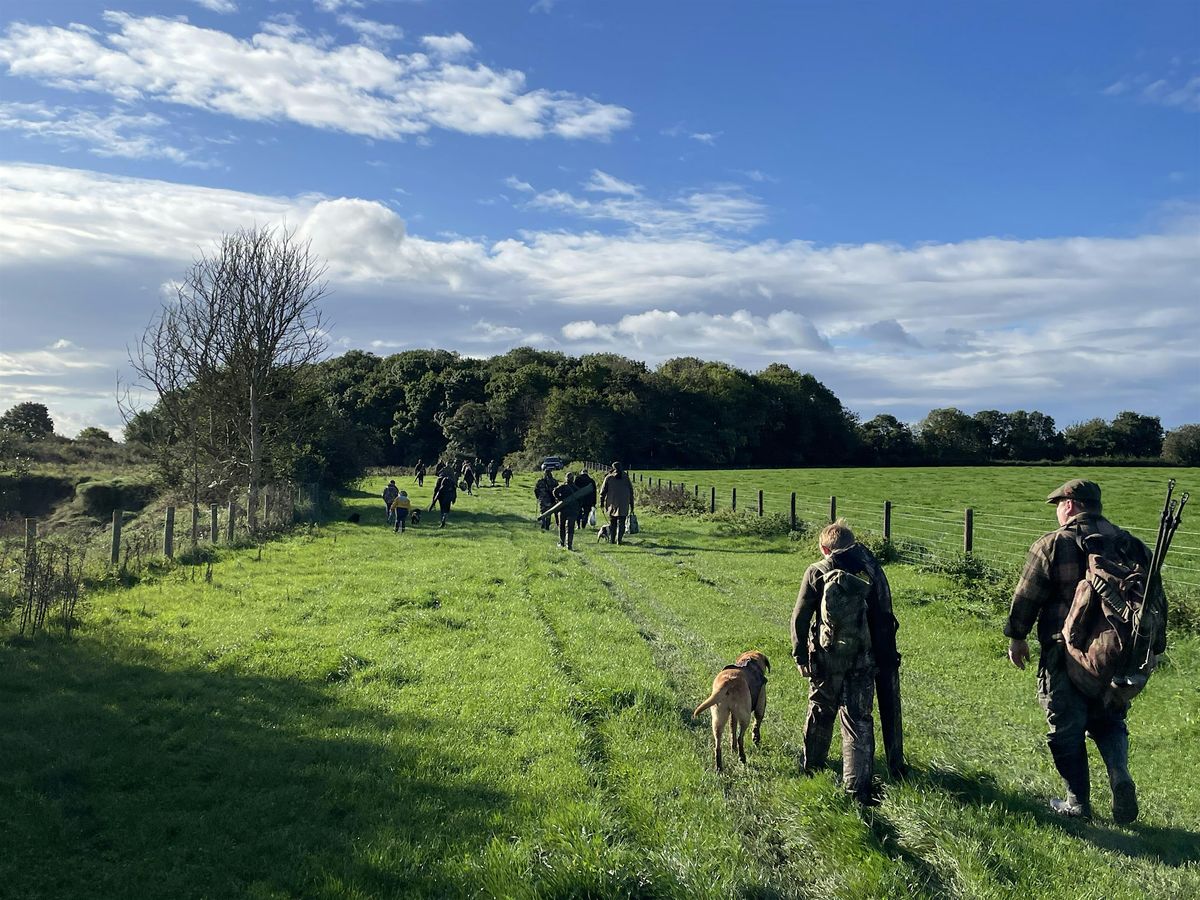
[631,472,1200,594]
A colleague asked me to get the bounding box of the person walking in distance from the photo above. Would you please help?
[552,472,582,550]
[534,467,558,531]
[382,479,399,526]
[430,468,458,528]
[574,468,597,529]
[502,463,513,487]
[390,490,411,533]
[414,460,426,488]
[1006,479,1161,822]
[790,519,880,805]
[487,459,499,487]
[598,461,634,545]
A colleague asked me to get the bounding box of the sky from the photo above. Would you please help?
[0,1,1197,439]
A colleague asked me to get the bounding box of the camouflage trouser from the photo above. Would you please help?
[1038,640,1129,801]
[804,665,875,800]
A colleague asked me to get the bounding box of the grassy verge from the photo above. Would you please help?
[2,473,1197,898]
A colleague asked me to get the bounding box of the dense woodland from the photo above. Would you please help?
[3,348,1198,498]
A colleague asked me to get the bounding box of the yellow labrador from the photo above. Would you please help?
[693,650,770,771]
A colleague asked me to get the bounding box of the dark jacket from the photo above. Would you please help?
[574,473,597,507]
[552,482,582,516]
[790,543,900,670]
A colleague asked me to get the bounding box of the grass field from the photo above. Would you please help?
[2,469,1198,899]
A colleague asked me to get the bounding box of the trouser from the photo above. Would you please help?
[559,514,575,548]
[608,514,626,543]
[417,474,424,487]
[1038,640,1131,805]
[579,504,594,528]
[539,501,553,530]
[438,500,452,527]
[385,501,394,524]
[875,666,905,777]
[803,665,875,801]
[393,509,409,533]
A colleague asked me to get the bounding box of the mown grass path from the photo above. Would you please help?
[2,474,1198,899]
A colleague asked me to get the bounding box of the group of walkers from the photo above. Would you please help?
[383,458,514,530]
[790,477,1166,823]
[534,461,635,550]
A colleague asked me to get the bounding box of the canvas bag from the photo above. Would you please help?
[1061,532,1164,704]
[627,513,640,535]
[813,558,872,673]
[588,508,597,526]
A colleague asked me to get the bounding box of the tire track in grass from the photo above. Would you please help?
[587,542,951,898]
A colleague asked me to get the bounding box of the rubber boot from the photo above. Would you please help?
[1048,745,1092,819]
[1094,730,1138,824]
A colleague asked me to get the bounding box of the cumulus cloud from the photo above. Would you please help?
[0,102,198,164]
[338,15,403,47]
[0,14,632,141]
[561,309,831,355]
[1,163,1198,430]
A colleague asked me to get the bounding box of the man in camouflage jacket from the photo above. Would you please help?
[1006,478,1162,823]
[791,519,901,803]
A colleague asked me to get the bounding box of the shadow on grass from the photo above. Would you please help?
[912,763,1200,868]
[0,637,509,899]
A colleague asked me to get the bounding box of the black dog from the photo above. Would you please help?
[409,509,422,526]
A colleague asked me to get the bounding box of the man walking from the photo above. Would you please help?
[1005,479,1160,823]
[598,461,634,544]
[430,468,457,528]
[534,467,558,531]
[552,472,582,550]
[574,468,597,529]
[382,479,399,526]
[790,520,888,805]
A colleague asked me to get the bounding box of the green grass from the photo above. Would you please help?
[2,471,1198,899]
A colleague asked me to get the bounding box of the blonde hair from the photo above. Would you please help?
[819,518,855,551]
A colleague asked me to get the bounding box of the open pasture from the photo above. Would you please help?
[634,466,1200,594]
[2,470,1198,899]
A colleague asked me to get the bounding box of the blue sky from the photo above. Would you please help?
[1,0,1197,437]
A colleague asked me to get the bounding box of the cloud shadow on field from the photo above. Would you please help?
[911,763,1200,868]
[0,637,510,899]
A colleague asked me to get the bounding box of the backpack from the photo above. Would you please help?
[814,559,872,673]
[1061,531,1164,704]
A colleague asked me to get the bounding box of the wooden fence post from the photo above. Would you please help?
[791,492,797,530]
[210,504,219,543]
[758,489,764,517]
[111,509,122,565]
[694,484,699,498]
[191,504,199,546]
[964,508,974,554]
[732,487,737,512]
[884,501,892,543]
[710,486,716,513]
[829,496,837,523]
[164,506,175,558]
[24,518,36,553]
[227,501,236,543]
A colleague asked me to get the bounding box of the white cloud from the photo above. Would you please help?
[0,102,198,164]
[1104,70,1200,112]
[583,169,640,196]
[525,178,766,235]
[0,14,632,141]
[191,0,237,12]
[690,131,719,145]
[1,163,1198,430]
[338,15,403,47]
[561,309,831,354]
[505,175,535,193]
[421,33,475,59]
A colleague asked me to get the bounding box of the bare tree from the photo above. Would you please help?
[126,226,328,532]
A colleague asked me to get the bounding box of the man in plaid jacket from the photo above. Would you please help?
[1005,479,1160,824]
